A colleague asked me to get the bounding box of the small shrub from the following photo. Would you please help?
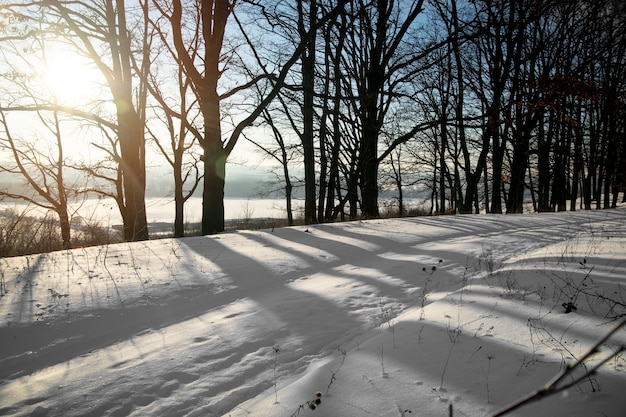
[0,210,62,256]
[0,208,122,257]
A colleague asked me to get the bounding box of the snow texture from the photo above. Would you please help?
[1,209,625,416]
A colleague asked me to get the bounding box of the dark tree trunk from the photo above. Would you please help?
[324,11,346,223]
[168,0,230,235]
[58,209,71,249]
[298,0,318,225]
[537,114,552,212]
[490,129,505,214]
[201,154,226,235]
[173,162,184,237]
[118,107,148,241]
[359,56,382,218]
[507,128,530,214]
[439,131,446,214]
[174,199,184,237]
[201,119,226,235]
[359,0,386,219]
[360,141,380,218]
[570,108,583,211]
[285,174,294,227]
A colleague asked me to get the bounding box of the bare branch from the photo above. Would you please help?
[491,317,626,417]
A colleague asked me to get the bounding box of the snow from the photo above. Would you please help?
[1,209,625,417]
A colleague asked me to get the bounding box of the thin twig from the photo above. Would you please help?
[491,317,626,417]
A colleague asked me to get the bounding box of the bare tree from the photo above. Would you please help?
[0,10,91,249]
[319,3,350,222]
[35,0,151,241]
[145,67,203,237]
[0,108,75,249]
[155,0,232,235]
[154,0,349,234]
[243,105,299,226]
[144,7,203,237]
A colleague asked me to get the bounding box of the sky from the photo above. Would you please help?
[0,207,625,416]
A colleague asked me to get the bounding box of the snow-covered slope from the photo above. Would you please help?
[1,209,625,416]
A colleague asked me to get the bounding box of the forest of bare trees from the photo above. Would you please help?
[0,0,624,248]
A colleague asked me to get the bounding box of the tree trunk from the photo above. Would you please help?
[490,129,505,214]
[58,208,71,249]
[324,11,346,223]
[173,161,185,237]
[117,107,148,241]
[360,141,380,218]
[569,120,581,212]
[285,174,294,227]
[109,0,148,241]
[506,129,529,213]
[201,107,226,235]
[325,120,341,221]
[201,153,226,235]
[508,106,540,213]
[438,118,447,214]
[358,0,388,219]
[536,114,552,211]
[299,0,318,225]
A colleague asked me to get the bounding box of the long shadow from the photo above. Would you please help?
[179,227,478,341]
[455,285,626,347]
[3,254,47,324]
[0,284,241,381]
[0,227,401,385]
[3,211,623,389]
[176,226,468,340]
[0,235,287,380]
[306,217,540,258]
[240,227,465,306]
[176,233,372,377]
[242,229,422,283]
[397,215,515,236]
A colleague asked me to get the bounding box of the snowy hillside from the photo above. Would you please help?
[1,209,625,417]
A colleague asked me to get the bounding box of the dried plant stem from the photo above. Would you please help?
[491,317,626,417]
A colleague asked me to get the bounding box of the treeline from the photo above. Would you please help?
[0,0,624,248]
[275,0,626,220]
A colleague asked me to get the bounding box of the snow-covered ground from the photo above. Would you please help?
[1,209,625,417]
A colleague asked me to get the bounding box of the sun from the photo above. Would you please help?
[40,51,103,105]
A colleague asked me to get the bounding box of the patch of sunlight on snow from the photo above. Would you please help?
[304,227,381,251]
[288,272,378,306]
[219,232,311,274]
[378,251,443,265]
[334,263,408,288]
[332,221,420,243]
[413,238,486,258]
[505,235,626,266]
[242,230,338,263]
[420,291,450,304]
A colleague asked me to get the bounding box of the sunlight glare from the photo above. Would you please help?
[40,51,101,104]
